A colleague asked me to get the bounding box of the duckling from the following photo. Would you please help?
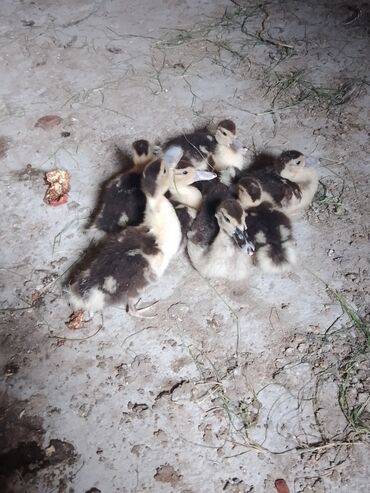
[211,119,247,178]
[163,120,245,173]
[275,150,318,214]
[89,139,154,237]
[162,123,214,170]
[236,172,302,210]
[187,199,254,281]
[237,181,296,273]
[68,148,184,318]
[238,149,317,213]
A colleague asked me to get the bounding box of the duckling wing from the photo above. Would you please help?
[246,204,295,270]
[93,172,146,233]
[189,180,234,246]
[163,130,216,160]
[246,203,292,247]
[249,169,301,205]
[188,201,219,247]
[175,205,196,238]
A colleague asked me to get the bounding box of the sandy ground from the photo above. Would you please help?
[1,0,369,492]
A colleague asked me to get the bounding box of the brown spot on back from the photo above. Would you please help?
[218,119,236,134]
[238,176,261,202]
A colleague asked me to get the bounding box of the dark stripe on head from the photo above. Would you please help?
[238,176,261,202]
[177,157,194,170]
[219,199,243,223]
[218,119,236,135]
[142,159,162,196]
[279,150,303,163]
[132,139,150,156]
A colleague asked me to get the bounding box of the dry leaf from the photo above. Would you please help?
[275,479,290,493]
[31,290,42,303]
[44,169,70,206]
[66,310,84,330]
[35,115,62,129]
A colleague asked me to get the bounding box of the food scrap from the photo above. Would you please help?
[44,169,70,206]
[31,290,43,306]
[66,310,84,330]
[35,115,62,129]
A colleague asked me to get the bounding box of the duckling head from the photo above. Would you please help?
[215,119,243,151]
[132,139,154,167]
[142,146,184,197]
[215,199,255,255]
[172,159,216,188]
[237,176,262,209]
[277,150,305,179]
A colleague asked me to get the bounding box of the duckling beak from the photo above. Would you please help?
[231,137,243,152]
[233,227,255,255]
[193,170,217,183]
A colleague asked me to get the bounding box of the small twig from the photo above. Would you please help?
[120,326,154,347]
[62,9,97,28]
[49,313,105,342]
[49,323,103,342]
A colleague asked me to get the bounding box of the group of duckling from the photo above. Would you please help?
[67,120,318,319]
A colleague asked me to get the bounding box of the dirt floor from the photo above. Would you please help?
[1,0,369,491]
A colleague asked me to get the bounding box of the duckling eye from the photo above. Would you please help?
[225,217,230,223]
[222,131,227,136]
[296,160,301,165]
[163,168,167,174]
[182,170,188,175]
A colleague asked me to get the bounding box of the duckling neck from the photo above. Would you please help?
[169,184,202,210]
[213,144,244,171]
[144,195,182,258]
[281,167,313,183]
[133,161,148,174]
[212,228,234,249]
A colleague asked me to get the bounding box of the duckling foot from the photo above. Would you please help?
[127,299,158,318]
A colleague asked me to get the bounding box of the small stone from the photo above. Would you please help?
[35,115,62,129]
